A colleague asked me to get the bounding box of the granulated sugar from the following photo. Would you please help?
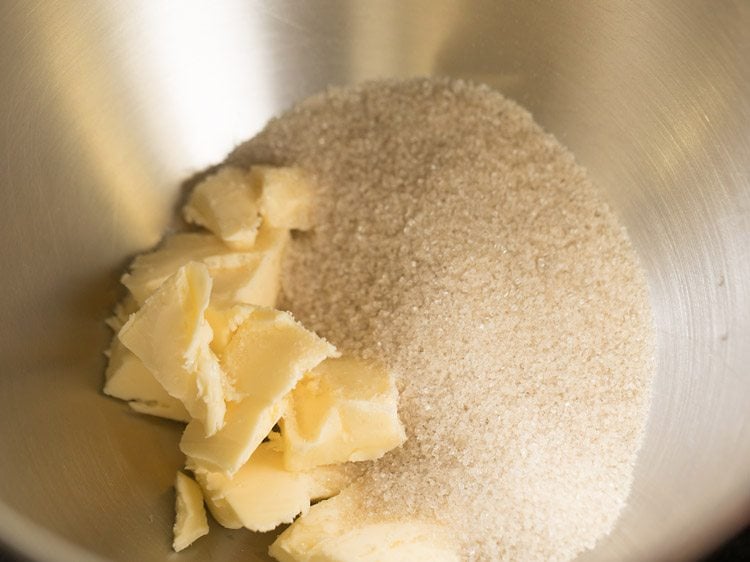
[229,78,654,561]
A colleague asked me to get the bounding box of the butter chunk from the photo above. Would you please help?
[269,489,460,562]
[253,166,313,231]
[186,458,244,529]
[267,431,358,501]
[205,304,255,355]
[180,308,337,474]
[222,308,338,399]
[202,492,244,530]
[173,472,209,552]
[118,262,226,436]
[205,304,256,402]
[190,442,310,532]
[183,166,262,249]
[188,442,352,533]
[180,396,284,476]
[209,226,289,308]
[121,227,288,307]
[122,233,233,305]
[281,357,406,471]
[103,338,189,422]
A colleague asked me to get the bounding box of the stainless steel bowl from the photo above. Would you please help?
[1,2,748,561]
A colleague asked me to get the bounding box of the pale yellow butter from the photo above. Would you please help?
[253,166,313,231]
[121,227,288,308]
[188,440,351,533]
[281,357,406,471]
[221,307,338,399]
[183,166,262,249]
[180,395,284,475]
[204,303,256,402]
[122,232,235,305]
[269,489,459,562]
[204,304,255,356]
[103,164,418,558]
[103,339,189,422]
[190,442,311,533]
[202,492,244,530]
[118,262,227,436]
[209,226,289,308]
[173,472,209,552]
[179,307,337,474]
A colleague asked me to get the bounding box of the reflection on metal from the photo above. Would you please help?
[0,2,748,561]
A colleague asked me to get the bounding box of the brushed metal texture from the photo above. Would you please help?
[0,2,748,561]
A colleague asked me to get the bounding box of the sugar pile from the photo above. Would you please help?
[229,78,654,561]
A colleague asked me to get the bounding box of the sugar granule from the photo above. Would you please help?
[229,78,655,561]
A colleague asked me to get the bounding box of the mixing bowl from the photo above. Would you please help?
[1,2,748,561]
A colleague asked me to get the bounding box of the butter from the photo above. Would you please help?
[118,262,227,436]
[180,395,284,475]
[204,304,255,355]
[267,432,355,501]
[269,489,459,562]
[210,226,289,308]
[253,166,313,231]
[204,303,255,402]
[121,226,288,308]
[188,441,351,533]
[122,233,233,305]
[202,492,244,530]
[183,166,262,249]
[305,463,356,502]
[221,307,338,399]
[281,357,406,471]
[103,339,189,422]
[173,472,209,552]
[180,307,337,474]
[191,442,311,532]
[103,164,416,557]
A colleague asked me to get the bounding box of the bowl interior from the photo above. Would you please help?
[1,2,749,561]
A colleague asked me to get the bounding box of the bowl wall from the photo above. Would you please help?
[1,2,749,561]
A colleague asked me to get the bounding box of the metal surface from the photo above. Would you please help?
[0,1,748,561]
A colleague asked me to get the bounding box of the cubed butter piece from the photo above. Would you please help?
[222,307,338,399]
[121,227,288,307]
[188,441,352,533]
[118,262,226,435]
[281,357,406,471]
[122,233,235,305]
[173,472,209,552]
[205,304,256,402]
[269,489,459,562]
[190,442,310,533]
[267,431,359,501]
[180,396,284,476]
[305,463,358,502]
[203,493,244,530]
[209,226,289,308]
[204,304,255,355]
[183,166,262,249]
[180,308,337,474]
[253,166,313,231]
[103,338,189,422]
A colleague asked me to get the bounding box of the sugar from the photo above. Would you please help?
[229,78,655,561]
